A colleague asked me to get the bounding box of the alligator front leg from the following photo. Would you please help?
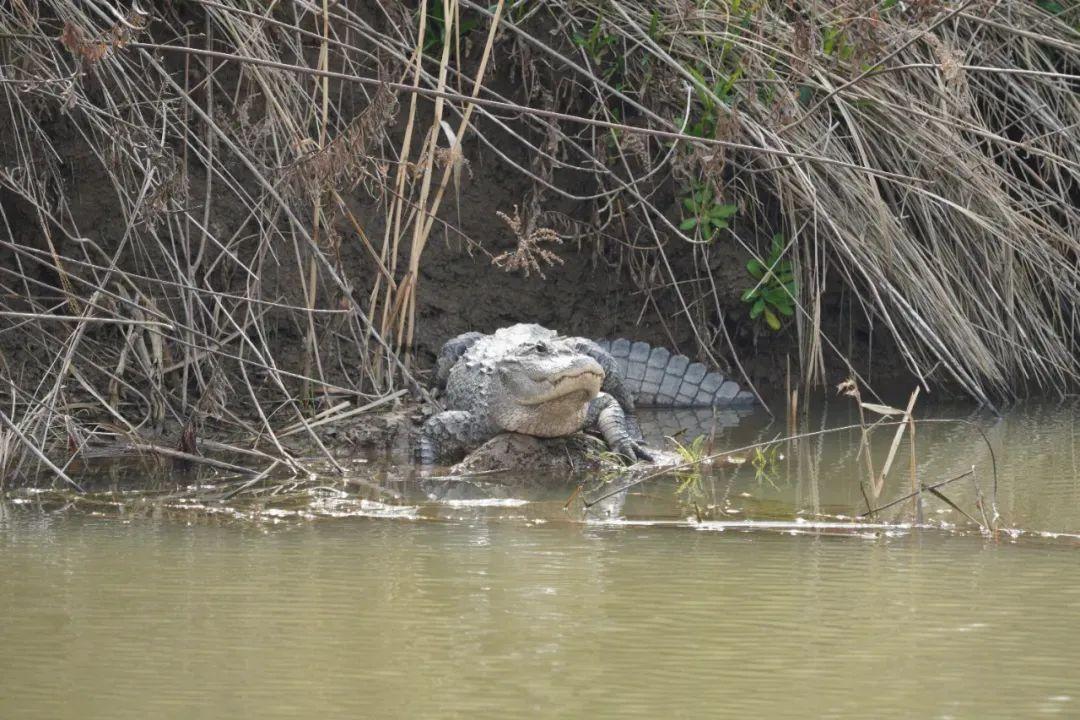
[567,338,636,414]
[586,393,656,463]
[418,410,493,465]
[568,338,644,441]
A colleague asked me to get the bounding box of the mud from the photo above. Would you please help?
[448,433,611,476]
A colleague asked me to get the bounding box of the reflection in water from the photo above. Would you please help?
[0,400,1078,718]
[632,399,1080,534]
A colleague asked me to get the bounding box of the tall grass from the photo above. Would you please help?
[528,0,1080,404]
[0,0,1077,485]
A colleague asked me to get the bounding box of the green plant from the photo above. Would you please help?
[647,9,662,40]
[1035,0,1065,14]
[741,233,796,331]
[679,182,737,241]
[671,434,709,505]
[821,26,854,61]
[420,2,478,56]
[573,14,626,87]
[685,66,741,138]
[672,433,708,465]
[750,444,782,488]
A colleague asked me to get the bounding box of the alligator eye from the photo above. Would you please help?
[535,341,549,354]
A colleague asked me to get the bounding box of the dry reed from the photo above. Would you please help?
[0,0,1076,489]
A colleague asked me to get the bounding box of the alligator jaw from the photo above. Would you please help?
[519,369,602,406]
[510,390,594,437]
[524,364,602,383]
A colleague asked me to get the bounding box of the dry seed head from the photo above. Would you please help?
[621,131,652,172]
[492,205,564,279]
[286,84,398,203]
[59,10,149,69]
[837,378,859,398]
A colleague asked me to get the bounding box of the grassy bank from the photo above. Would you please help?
[0,0,1077,485]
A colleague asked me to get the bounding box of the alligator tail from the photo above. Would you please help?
[591,338,756,408]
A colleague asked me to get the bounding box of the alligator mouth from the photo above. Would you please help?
[520,367,603,405]
[552,367,604,384]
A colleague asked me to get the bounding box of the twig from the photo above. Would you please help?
[216,460,281,501]
[130,42,924,184]
[0,312,173,329]
[859,470,974,519]
[126,442,255,475]
[275,389,408,439]
[0,407,84,493]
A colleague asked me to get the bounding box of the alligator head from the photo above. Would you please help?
[487,338,603,437]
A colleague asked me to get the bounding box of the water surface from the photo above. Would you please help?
[1,400,1078,718]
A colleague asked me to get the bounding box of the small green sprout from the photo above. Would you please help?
[751,444,783,489]
[671,434,709,506]
[679,183,737,240]
[572,14,625,85]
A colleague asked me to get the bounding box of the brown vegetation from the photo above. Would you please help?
[0,0,1077,486]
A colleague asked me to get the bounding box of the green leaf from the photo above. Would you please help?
[764,307,781,331]
[750,298,766,318]
[823,28,838,56]
[763,287,787,304]
[679,217,699,230]
[747,259,763,276]
[710,219,729,231]
[648,10,662,39]
[683,197,697,212]
[711,204,738,218]
[776,302,795,317]
[719,68,743,99]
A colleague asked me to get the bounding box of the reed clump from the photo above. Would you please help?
[522,0,1080,405]
[0,0,1076,487]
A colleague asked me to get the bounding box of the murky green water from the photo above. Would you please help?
[2,400,1079,718]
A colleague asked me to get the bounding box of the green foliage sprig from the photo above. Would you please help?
[741,233,796,331]
[679,183,737,241]
[573,14,626,87]
[672,434,708,506]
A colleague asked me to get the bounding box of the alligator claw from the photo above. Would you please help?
[614,440,658,464]
[631,441,659,463]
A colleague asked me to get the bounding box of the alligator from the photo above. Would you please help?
[418,324,755,464]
